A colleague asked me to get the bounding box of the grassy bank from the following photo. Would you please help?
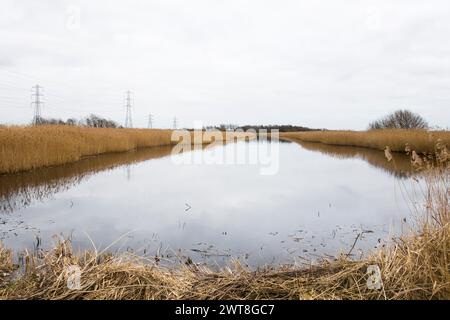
[0,126,175,175]
[0,148,448,300]
[0,126,253,175]
[280,129,450,154]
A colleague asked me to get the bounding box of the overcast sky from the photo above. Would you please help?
[0,0,449,129]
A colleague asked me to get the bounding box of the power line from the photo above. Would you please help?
[0,66,119,93]
[0,70,174,128]
[0,67,125,104]
[0,67,43,83]
[0,83,30,91]
[0,68,140,125]
[0,104,30,109]
[0,96,27,101]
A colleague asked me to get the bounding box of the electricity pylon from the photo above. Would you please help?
[148,113,153,129]
[31,85,43,125]
[173,116,177,129]
[124,91,133,128]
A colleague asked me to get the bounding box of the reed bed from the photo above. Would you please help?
[0,126,174,175]
[281,129,450,154]
[0,126,250,175]
[0,146,448,300]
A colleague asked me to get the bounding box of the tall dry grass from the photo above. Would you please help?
[0,126,251,175]
[0,126,174,175]
[281,129,450,154]
[0,146,448,300]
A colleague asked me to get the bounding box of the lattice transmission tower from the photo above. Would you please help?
[148,113,153,129]
[124,90,133,128]
[31,84,44,125]
[172,116,177,129]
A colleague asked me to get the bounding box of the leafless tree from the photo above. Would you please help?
[66,118,78,126]
[369,109,429,130]
[83,114,119,128]
[31,114,119,128]
[34,117,65,125]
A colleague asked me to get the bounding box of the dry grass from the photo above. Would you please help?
[0,147,448,300]
[0,126,252,175]
[0,244,14,282]
[281,129,450,154]
[0,126,174,175]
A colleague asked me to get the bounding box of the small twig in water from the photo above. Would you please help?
[346,232,362,258]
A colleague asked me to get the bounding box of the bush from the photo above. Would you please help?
[82,114,119,128]
[369,109,429,130]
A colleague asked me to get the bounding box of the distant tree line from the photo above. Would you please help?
[33,114,121,128]
[203,124,319,132]
[369,109,429,130]
[238,125,319,132]
[203,124,240,131]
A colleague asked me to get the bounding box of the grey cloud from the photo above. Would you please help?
[0,0,449,129]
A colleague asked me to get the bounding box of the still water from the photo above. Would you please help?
[0,140,416,266]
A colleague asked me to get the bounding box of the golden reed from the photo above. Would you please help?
[281,129,450,154]
[0,126,175,174]
[0,125,255,175]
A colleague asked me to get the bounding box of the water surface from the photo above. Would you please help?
[0,140,416,267]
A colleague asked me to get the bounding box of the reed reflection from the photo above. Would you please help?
[285,139,415,178]
[0,146,174,213]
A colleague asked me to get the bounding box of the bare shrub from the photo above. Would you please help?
[369,110,429,130]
